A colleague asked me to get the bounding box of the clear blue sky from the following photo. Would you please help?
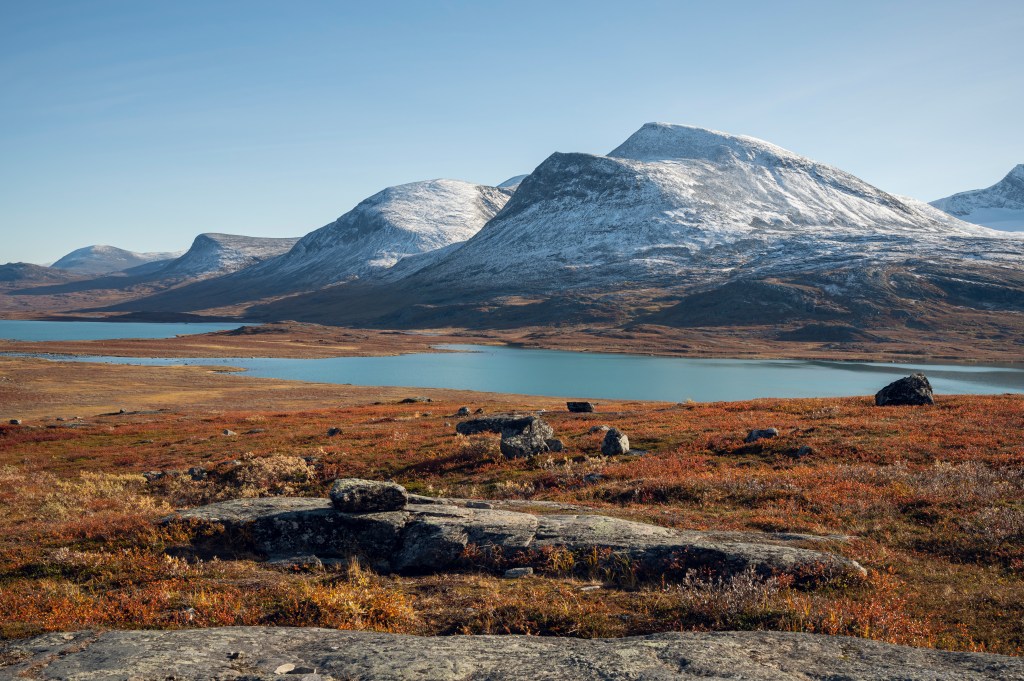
[2,0,1022,264]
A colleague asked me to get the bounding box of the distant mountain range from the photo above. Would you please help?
[931,165,1024,231]
[4,124,1023,337]
[51,245,182,275]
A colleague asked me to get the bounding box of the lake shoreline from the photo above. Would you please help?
[3,320,1024,367]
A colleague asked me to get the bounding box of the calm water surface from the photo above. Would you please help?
[0,319,245,341]
[21,343,1024,402]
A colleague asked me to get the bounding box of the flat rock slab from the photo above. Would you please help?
[167,497,864,582]
[3,628,1021,680]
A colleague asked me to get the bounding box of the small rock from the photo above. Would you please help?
[222,429,237,436]
[589,425,610,434]
[503,567,534,579]
[118,408,127,414]
[227,651,243,660]
[326,427,342,437]
[137,439,154,444]
[275,663,296,674]
[246,428,267,434]
[875,373,935,406]
[187,466,207,481]
[142,471,164,482]
[795,446,814,457]
[567,401,596,413]
[579,585,602,592]
[745,428,779,444]
[330,478,408,513]
[601,428,629,456]
[287,667,316,675]
[465,501,493,509]
[456,407,471,416]
[583,473,604,484]
[546,438,565,452]
[474,407,485,414]
[8,419,21,425]
[400,396,432,404]
[56,417,66,422]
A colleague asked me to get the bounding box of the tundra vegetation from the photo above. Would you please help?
[0,393,1022,655]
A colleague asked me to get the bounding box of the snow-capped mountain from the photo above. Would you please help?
[930,165,1024,231]
[151,233,300,281]
[98,179,511,313]
[234,179,511,291]
[248,123,1024,328]
[51,245,182,275]
[406,123,1020,293]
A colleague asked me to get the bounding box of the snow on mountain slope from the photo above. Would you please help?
[153,233,300,280]
[51,245,182,275]
[225,179,512,291]
[498,175,529,189]
[409,123,1022,292]
[930,165,1024,231]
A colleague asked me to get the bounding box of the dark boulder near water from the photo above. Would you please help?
[875,373,935,406]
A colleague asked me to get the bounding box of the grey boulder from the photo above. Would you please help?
[567,401,596,413]
[165,495,864,582]
[456,414,555,458]
[329,479,408,513]
[745,428,779,444]
[601,428,630,455]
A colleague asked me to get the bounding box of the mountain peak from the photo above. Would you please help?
[1006,164,1024,181]
[608,122,799,165]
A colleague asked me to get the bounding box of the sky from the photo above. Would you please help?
[1,0,1022,264]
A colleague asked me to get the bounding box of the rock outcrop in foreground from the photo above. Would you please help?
[166,494,864,583]
[3,627,1021,680]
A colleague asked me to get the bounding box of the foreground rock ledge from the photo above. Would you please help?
[3,628,1021,680]
[165,497,864,583]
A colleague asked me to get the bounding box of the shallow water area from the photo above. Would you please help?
[0,319,247,342]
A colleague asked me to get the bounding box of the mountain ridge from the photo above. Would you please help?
[930,164,1024,231]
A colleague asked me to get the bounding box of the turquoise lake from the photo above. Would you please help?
[12,336,1024,402]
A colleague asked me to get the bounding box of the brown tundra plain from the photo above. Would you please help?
[0,349,1023,656]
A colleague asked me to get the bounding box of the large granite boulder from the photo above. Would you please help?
[4,628,1021,680]
[601,428,630,455]
[330,478,408,512]
[875,373,935,406]
[455,414,555,458]
[567,401,596,413]
[165,494,865,583]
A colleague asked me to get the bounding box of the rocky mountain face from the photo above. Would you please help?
[150,233,300,281]
[251,124,1024,329]
[50,245,182,275]
[930,165,1024,231]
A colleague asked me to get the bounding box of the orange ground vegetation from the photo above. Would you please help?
[1,392,1022,653]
